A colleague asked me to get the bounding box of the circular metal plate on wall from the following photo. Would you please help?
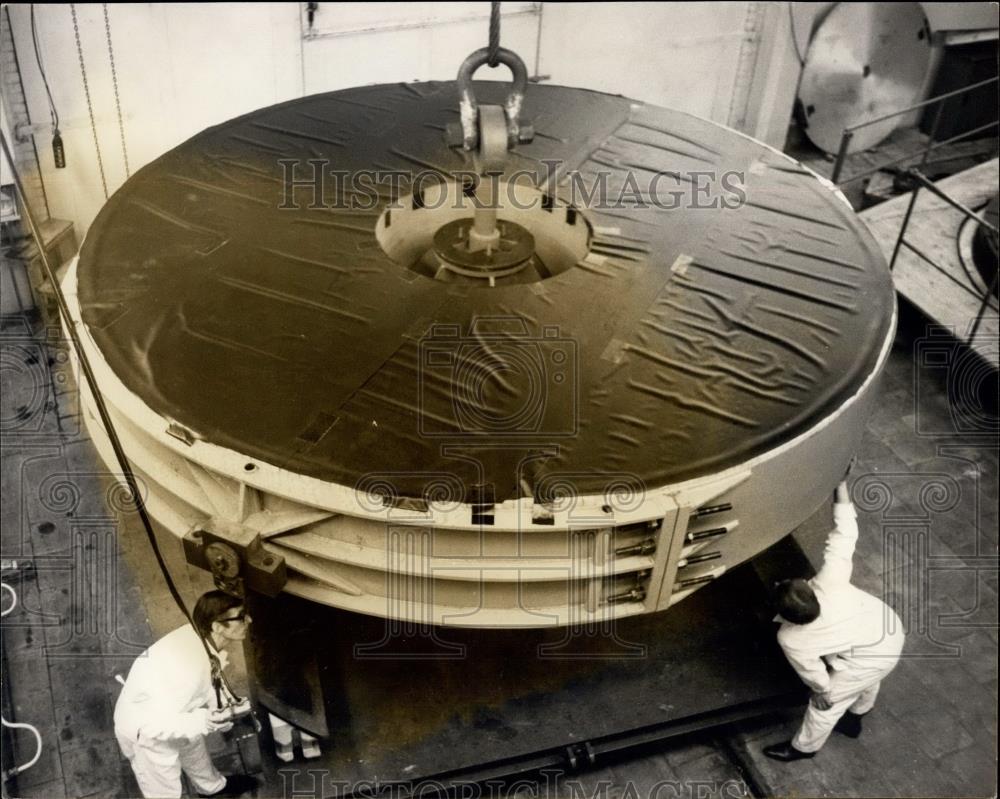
[798,2,932,155]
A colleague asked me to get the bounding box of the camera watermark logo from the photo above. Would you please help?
[914,325,998,437]
[418,317,578,438]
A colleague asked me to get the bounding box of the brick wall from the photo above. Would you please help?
[1,6,50,220]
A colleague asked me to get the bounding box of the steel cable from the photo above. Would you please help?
[488,1,500,67]
[29,5,58,131]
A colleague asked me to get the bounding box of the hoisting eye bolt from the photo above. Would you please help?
[453,47,534,152]
[442,46,536,269]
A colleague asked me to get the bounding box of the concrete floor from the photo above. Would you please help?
[1,295,997,798]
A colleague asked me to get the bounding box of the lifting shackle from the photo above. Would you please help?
[448,42,535,253]
[455,47,535,155]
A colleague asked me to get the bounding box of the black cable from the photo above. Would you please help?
[488,1,500,67]
[30,4,64,168]
[788,2,805,67]
[29,5,58,131]
[0,131,245,707]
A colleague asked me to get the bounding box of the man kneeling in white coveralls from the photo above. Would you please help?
[114,591,259,797]
[764,479,906,761]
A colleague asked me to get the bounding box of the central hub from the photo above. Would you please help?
[432,218,535,278]
[375,178,591,287]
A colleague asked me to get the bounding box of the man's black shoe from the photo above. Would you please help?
[199,774,258,797]
[763,741,816,762]
[834,710,865,738]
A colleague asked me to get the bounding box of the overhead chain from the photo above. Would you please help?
[103,3,130,178]
[488,1,500,67]
[70,3,109,199]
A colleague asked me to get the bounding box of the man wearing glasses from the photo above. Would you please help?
[114,591,258,797]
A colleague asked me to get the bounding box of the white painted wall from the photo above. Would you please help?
[537,3,751,123]
[5,2,798,240]
[6,3,303,235]
[302,2,542,93]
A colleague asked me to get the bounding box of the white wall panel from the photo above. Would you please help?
[6,2,303,237]
[536,2,751,123]
[303,10,538,94]
[6,2,793,239]
[305,2,538,37]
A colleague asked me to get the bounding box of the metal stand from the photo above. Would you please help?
[243,535,810,795]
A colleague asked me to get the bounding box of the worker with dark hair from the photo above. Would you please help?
[114,590,258,797]
[764,479,906,761]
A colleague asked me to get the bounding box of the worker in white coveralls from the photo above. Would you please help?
[114,591,259,797]
[764,479,906,761]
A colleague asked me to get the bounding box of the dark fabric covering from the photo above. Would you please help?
[78,82,893,502]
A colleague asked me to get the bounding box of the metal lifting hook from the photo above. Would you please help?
[446,41,535,254]
[455,46,534,152]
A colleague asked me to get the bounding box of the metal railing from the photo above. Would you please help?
[889,167,998,343]
[830,75,999,186]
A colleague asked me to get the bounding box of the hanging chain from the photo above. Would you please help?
[487,1,500,67]
[70,4,108,199]
[103,3,129,178]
